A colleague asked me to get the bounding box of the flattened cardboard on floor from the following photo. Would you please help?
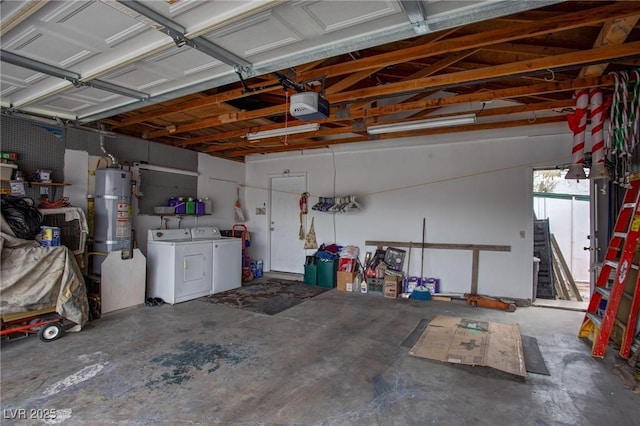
[409,315,526,377]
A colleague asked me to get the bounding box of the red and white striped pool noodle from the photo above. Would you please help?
[632,70,640,151]
[590,89,605,165]
[568,89,590,165]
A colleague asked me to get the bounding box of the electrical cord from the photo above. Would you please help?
[330,147,337,244]
[38,197,70,209]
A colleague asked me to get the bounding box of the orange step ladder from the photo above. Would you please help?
[579,179,640,358]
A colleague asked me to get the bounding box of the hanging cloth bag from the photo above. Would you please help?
[234,186,246,223]
[304,217,318,249]
[299,192,309,240]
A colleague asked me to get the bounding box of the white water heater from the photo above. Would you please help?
[92,167,132,275]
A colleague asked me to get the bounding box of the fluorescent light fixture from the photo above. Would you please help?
[367,114,477,135]
[134,162,198,177]
[246,123,320,141]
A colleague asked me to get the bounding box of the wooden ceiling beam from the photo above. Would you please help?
[296,59,326,73]
[111,79,281,129]
[329,41,640,105]
[145,104,287,139]
[156,74,612,141]
[351,76,607,121]
[372,116,566,140]
[411,98,575,121]
[493,10,573,23]
[579,15,640,77]
[407,27,460,48]
[444,60,576,83]
[404,50,478,81]
[225,135,369,158]
[205,126,355,153]
[335,51,473,101]
[480,42,577,57]
[211,99,575,156]
[325,28,460,95]
[226,116,566,158]
[297,2,640,81]
[325,68,384,95]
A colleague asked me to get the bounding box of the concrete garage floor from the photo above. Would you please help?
[1,281,638,425]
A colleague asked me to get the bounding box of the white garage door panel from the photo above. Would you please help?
[101,65,168,91]
[0,0,553,120]
[38,86,122,110]
[208,11,302,58]
[41,95,95,112]
[68,86,122,104]
[302,0,401,32]
[4,26,96,67]
[145,48,223,78]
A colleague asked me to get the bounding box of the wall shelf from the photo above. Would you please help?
[147,213,211,228]
[1,180,70,186]
[1,180,70,198]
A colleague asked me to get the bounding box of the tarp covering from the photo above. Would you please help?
[1,232,89,331]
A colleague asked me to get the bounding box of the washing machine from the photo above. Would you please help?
[190,227,242,294]
[147,228,213,304]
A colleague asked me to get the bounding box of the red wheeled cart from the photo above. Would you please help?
[233,224,252,282]
[1,307,64,342]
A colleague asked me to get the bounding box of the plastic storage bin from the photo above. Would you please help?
[304,264,318,285]
[317,259,337,288]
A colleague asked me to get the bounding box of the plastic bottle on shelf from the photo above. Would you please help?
[202,197,213,214]
[186,197,196,215]
[195,199,205,215]
[203,197,212,215]
[175,197,186,215]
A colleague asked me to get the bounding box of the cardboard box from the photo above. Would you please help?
[337,271,357,292]
[384,275,402,299]
[0,163,17,180]
[409,315,526,377]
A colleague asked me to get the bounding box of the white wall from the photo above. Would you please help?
[197,153,245,229]
[245,122,573,299]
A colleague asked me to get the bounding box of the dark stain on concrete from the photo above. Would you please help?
[146,341,247,388]
[201,320,216,328]
[372,374,392,398]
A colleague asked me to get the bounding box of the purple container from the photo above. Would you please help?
[175,197,186,215]
[196,199,205,215]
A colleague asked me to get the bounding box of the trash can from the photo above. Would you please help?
[532,256,541,302]
[317,259,337,288]
[304,264,318,285]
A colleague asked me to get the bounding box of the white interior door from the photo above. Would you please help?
[270,175,306,273]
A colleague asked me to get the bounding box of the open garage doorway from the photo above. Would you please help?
[533,168,591,309]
